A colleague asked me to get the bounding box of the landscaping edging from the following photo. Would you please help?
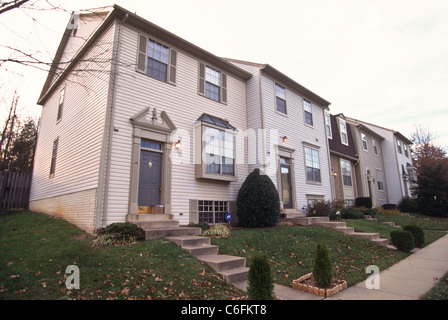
[291,273,347,298]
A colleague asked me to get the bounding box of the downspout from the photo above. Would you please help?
[258,69,267,173]
[95,13,128,231]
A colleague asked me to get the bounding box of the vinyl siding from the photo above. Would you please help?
[104,24,249,225]
[30,22,115,209]
[259,73,332,208]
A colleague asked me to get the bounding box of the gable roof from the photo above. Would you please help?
[38,5,252,105]
[224,58,331,109]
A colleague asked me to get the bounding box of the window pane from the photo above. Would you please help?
[275,84,286,100]
[276,97,286,113]
[206,67,221,86]
[205,82,220,102]
[147,58,168,81]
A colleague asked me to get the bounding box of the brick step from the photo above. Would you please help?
[144,227,201,240]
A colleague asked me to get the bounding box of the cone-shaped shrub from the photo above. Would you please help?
[312,240,333,288]
[247,253,274,300]
[236,168,280,227]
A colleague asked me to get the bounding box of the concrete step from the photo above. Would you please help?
[220,267,250,284]
[197,254,246,272]
[136,220,179,229]
[127,213,173,222]
[166,235,211,247]
[315,221,347,229]
[291,216,330,226]
[336,226,355,234]
[144,227,201,240]
[351,232,380,241]
[184,245,219,257]
[372,238,390,246]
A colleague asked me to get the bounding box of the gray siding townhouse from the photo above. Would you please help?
[347,117,415,205]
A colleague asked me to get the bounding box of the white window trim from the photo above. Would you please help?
[361,132,368,152]
[339,118,348,146]
[325,113,332,139]
[303,99,313,127]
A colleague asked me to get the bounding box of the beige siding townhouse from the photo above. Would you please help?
[30,5,253,233]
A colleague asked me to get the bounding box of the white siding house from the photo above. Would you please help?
[226,59,333,214]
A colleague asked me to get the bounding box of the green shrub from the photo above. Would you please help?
[202,225,230,238]
[247,253,274,300]
[403,225,425,247]
[93,233,138,247]
[188,222,211,233]
[398,197,419,213]
[355,197,372,209]
[341,207,364,219]
[236,168,280,228]
[103,222,145,241]
[391,230,415,252]
[312,240,333,288]
[304,199,332,217]
[383,203,398,210]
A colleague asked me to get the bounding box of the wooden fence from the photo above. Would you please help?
[0,171,32,209]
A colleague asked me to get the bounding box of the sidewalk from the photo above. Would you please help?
[326,233,448,300]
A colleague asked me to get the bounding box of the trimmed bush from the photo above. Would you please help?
[202,225,230,238]
[398,197,419,213]
[391,230,415,252]
[247,253,274,300]
[355,197,372,209]
[103,222,145,241]
[341,207,364,219]
[403,225,425,247]
[236,168,281,228]
[312,240,333,288]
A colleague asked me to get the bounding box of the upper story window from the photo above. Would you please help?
[376,169,384,190]
[397,139,402,154]
[404,144,409,158]
[303,99,313,126]
[340,159,352,186]
[373,139,378,155]
[361,133,368,151]
[275,83,287,114]
[57,87,65,122]
[198,63,227,104]
[339,118,348,145]
[325,113,332,138]
[137,35,177,84]
[304,147,321,183]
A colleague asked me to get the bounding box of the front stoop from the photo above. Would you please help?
[127,214,201,240]
[166,235,249,285]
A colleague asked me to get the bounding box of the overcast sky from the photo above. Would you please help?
[1,0,447,148]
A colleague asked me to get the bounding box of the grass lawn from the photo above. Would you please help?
[0,211,244,300]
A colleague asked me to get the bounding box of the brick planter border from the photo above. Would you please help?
[291,273,347,298]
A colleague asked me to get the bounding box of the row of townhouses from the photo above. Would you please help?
[29,6,417,234]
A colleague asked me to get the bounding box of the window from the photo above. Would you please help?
[397,139,402,154]
[303,99,313,126]
[137,35,177,84]
[141,139,161,150]
[339,118,348,145]
[198,63,227,104]
[325,113,332,138]
[345,199,355,207]
[57,87,65,121]
[376,169,384,190]
[49,138,59,177]
[404,144,409,158]
[305,147,321,183]
[275,83,287,114]
[198,200,228,224]
[361,133,368,151]
[340,159,352,186]
[373,139,378,155]
[204,126,235,176]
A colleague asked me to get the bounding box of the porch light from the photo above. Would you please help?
[174,140,182,149]
[282,136,288,143]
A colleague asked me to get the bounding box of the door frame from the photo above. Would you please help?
[129,108,176,215]
[277,146,297,210]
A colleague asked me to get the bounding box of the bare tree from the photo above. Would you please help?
[0,91,20,170]
[0,0,30,15]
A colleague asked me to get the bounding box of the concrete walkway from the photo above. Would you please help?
[326,233,448,300]
[235,233,448,300]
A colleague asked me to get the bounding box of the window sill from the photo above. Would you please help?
[306,180,322,186]
[195,169,237,182]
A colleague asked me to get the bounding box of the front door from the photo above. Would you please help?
[138,150,162,207]
[280,162,293,209]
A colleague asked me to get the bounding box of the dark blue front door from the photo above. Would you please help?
[138,150,162,206]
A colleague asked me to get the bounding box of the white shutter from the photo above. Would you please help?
[189,199,199,223]
[168,49,177,85]
[221,73,227,104]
